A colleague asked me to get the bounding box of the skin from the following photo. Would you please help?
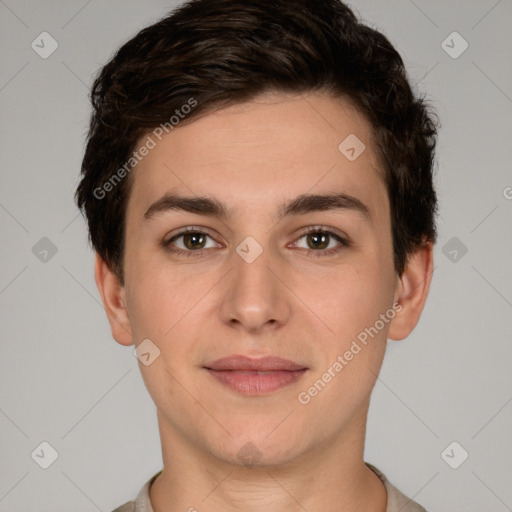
[95,91,433,511]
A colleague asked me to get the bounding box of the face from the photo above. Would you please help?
[115,92,403,467]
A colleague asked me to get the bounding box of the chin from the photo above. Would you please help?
[211,427,306,469]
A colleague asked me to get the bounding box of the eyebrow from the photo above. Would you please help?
[143,191,372,224]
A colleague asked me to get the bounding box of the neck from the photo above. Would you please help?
[149,408,387,512]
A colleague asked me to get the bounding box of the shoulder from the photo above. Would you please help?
[110,470,162,512]
[367,463,428,512]
[111,501,136,512]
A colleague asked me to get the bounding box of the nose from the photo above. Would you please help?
[218,240,292,334]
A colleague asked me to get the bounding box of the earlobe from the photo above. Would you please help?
[388,242,434,341]
[94,253,133,346]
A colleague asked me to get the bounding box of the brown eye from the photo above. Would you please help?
[163,228,220,257]
[292,228,349,257]
[182,232,207,250]
[306,232,330,250]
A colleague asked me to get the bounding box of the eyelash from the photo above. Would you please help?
[162,226,350,258]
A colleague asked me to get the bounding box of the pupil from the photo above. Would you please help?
[185,233,205,250]
[309,233,328,249]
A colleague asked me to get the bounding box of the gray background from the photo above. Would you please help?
[1,0,511,510]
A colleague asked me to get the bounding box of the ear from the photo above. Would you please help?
[388,242,434,341]
[94,252,133,346]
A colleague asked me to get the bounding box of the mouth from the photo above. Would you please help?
[203,355,308,395]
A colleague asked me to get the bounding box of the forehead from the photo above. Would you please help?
[126,91,387,222]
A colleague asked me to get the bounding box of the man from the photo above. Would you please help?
[75,0,438,510]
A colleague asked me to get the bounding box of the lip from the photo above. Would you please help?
[203,355,308,395]
[205,355,307,372]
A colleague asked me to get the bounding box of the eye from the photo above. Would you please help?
[162,226,349,258]
[163,227,220,256]
[292,227,349,257]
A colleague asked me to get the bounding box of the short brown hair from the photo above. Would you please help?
[75,0,439,284]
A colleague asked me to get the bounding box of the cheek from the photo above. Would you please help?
[297,264,393,419]
[305,260,394,343]
[125,259,214,341]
